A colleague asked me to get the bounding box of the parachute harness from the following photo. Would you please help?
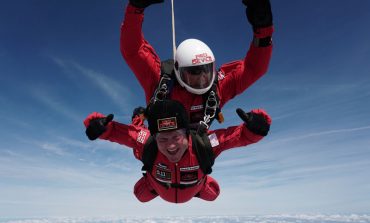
[152,75,171,103]
[200,91,218,130]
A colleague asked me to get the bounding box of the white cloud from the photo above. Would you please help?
[268,125,370,144]
[3,214,370,223]
[29,87,82,122]
[211,122,370,194]
[55,136,91,150]
[0,148,138,187]
[50,57,134,113]
[39,143,67,156]
[73,63,129,105]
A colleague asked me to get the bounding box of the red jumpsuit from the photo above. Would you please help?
[120,4,274,124]
[84,111,269,203]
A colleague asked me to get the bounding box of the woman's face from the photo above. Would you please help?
[155,129,189,163]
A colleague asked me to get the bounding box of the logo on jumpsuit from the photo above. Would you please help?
[156,169,171,181]
[155,163,171,183]
[180,166,199,184]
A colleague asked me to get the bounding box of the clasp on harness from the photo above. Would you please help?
[153,76,171,102]
[205,91,217,119]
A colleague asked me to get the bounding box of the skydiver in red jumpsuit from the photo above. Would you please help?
[121,0,274,128]
[84,100,271,203]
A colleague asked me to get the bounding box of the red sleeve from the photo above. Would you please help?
[208,123,264,158]
[99,121,151,161]
[120,4,161,103]
[218,26,274,107]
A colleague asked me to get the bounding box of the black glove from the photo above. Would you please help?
[129,0,164,9]
[86,114,114,140]
[236,108,270,136]
[242,0,273,30]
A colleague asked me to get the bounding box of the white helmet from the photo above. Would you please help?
[174,39,216,95]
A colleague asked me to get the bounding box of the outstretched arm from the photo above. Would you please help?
[83,112,150,160]
[209,108,271,158]
[120,2,163,103]
[218,0,274,106]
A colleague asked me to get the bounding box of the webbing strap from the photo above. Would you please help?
[171,0,176,59]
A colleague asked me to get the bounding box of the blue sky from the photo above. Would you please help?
[1,0,370,218]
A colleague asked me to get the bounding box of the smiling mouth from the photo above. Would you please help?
[167,148,179,155]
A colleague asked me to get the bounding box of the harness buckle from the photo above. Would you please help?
[205,91,217,119]
[153,76,171,103]
[198,91,218,132]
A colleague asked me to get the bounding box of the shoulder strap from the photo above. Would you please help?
[141,135,158,173]
[146,59,177,118]
[161,59,176,78]
[190,130,215,175]
[160,59,176,98]
[154,59,176,101]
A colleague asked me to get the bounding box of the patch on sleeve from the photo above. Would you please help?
[136,130,147,144]
[208,133,219,147]
[217,70,225,80]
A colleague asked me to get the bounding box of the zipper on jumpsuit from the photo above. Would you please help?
[175,162,178,203]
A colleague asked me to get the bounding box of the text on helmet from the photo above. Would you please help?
[192,53,213,65]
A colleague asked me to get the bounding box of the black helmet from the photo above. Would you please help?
[146,100,189,135]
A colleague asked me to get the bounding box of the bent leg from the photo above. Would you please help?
[196,176,220,201]
[134,176,158,202]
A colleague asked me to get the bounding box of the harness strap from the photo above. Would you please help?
[141,136,158,173]
[151,75,171,103]
[190,131,215,175]
[198,80,223,132]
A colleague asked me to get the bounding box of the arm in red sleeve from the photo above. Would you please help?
[218,26,274,107]
[120,4,161,103]
[99,121,150,161]
[208,123,264,158]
